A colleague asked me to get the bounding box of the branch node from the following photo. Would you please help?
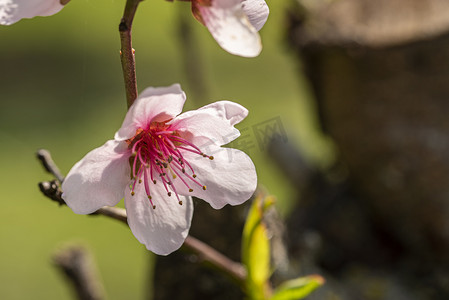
[119,20,128,32]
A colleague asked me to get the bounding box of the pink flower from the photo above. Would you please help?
[0,0,69,25]
[62,84,257,255]
[191,0,269,57]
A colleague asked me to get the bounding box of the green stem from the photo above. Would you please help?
[119,0,142,108]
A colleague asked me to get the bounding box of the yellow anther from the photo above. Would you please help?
[209,156,214,160]
[189,189,193,192]
[178,201,183,205]
[202,186,207,190]
[131,191,135,196]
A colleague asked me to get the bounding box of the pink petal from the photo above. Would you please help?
[197,100,248,126]
[174,146,257,209]
[241,0,269,31]
[115,84,186,141]
[0,0,65,25]
[172,111,240,147]
[124,182,193,255]
[62,140,131,215]
[194,0,262,57]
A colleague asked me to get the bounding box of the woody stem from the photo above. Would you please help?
[119,0,142,108]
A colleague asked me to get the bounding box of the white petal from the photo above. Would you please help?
[115,84,186,141]
[0,0,65,25]
[174,146,257,209]
[197,100,248,126]
[194,0,262,57]
[62,140,131,215]
[125,182,193,255]
[171,110,241,147]
[241,0,269,31]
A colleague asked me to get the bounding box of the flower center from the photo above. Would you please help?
[126,121,213,209]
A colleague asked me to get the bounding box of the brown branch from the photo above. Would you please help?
[37,149,65,182]
[37,149,247,285]
[119,0,142,108]
[183,235,247,284]
[53,245,106,300]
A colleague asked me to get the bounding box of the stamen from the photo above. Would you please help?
[127,124,210,211]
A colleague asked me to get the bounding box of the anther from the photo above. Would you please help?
[193,174,197,178]
[139,179,142,183]
[153,180,157,184]
[178,201,183,205]
[189,188,193,192]
[131,191,135,196]
[148,195,152,200]
[202,186,207,190]
[209,156,214,160]
[152,205,156,209]
[168,192,172,197]
[182,169,186,173]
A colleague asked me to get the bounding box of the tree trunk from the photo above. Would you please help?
[286,0,449,298]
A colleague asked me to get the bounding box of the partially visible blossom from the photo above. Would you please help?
[62,84,257,255]
[0,0,68,25]
[191,0,269,57]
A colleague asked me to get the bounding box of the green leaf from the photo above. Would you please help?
[270,275,325,300]
[242,193,275,299]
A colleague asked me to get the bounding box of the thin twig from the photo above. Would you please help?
[37,149,247,285]
[119,0,142,108]
[37,149,65,182]
[183,235,247,284]
[53,245,106,300]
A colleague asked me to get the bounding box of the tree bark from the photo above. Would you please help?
[286,0,449,298]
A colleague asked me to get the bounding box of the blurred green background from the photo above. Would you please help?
[0,0,330,299]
